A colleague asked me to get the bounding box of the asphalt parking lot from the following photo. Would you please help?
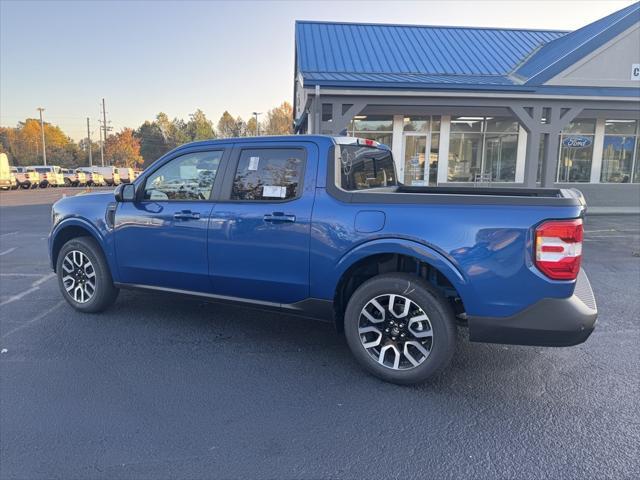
[1,189,639,480]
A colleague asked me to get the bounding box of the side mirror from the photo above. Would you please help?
[115,183,136,202]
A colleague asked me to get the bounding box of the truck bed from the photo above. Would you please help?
[328,183,586,207]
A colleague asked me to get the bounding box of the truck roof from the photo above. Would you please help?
[168,135,390,154]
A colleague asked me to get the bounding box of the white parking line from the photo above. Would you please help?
[0,231,19,238]
[0,273,56,307]
[1,300,65,339]
[0,247,16,256]
[0,273,44,277]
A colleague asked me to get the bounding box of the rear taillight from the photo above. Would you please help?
[534,218,583,280]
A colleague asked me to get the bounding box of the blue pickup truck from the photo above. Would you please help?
[49,135,597,384]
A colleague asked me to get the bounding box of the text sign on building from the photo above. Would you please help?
[632,64,640,81]
[562,136,592,148]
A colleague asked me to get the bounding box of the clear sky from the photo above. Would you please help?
[1,0,636,141]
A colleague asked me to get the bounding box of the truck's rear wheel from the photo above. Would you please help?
[344,273,456,385]
[56,237,119,313]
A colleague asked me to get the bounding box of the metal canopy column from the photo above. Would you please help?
[510,105,582,187]
[325,101,367,135]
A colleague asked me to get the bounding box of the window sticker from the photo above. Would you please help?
[262,185,287,198]
[180,165,197,179]
[248,156,260,171]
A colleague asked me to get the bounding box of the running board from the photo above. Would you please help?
[113,282,334,322]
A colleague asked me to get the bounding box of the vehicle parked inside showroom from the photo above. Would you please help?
[90,166,120,186]
[29,165,65,187]
[61,169,87,187]
[76,168,105,187]
[48,135,597,384]
[11,166,40,189]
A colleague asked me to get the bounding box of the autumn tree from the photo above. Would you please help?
[217,111,243,138]
[1,119,71,166]
[104,128,144,168]
[245,117,259,136]
[263,102,293,136]
[156,112,189,148]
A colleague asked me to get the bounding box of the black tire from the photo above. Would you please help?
[344,273,456,385]
[56,236,119,313]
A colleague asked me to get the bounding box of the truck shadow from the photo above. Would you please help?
[102,289,549,393]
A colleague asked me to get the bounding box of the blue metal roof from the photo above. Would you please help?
[295,3,640,96]
[304,72,514,86]
[296,21,565,77]
[515,2,640,84]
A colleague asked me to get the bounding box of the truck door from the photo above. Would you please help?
[208,142,318,304]
[115,147,228,292]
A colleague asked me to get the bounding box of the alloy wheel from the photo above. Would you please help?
[61,250,96,303]
[358,294,433,370]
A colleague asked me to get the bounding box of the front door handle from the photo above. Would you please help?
[174,210,201,220]
[263,212,296,223]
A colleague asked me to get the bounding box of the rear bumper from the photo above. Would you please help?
[468,269,597,347]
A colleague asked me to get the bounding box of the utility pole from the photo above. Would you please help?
[253,112,261,136]
[99,98,112,166]
[87,117,93,167]
[102,98,107,157]
[99,125,104,167]
[37,107,47,166]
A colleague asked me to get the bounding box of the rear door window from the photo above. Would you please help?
[230,148,305,201]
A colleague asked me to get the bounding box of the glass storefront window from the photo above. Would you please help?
[403,116,430,133]
[349,115,393,132]
[448,132,483,182]
[557,119,595,183]
[486,117,519,133]
[605,120,637,135]
[404,136,427,184]
[349,115,394,149]
[450,117,483,133]
[448,116,519,182]
[601,120,638,183]
[484,133,518,182]
[402,116,440,185]
[562,119,596,134]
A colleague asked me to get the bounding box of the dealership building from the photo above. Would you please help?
[293,2,640,210]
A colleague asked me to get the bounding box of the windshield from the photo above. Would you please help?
[337,144,397,191]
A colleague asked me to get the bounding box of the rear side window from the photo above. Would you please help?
[231,148,305,201]
[338,145,397,191]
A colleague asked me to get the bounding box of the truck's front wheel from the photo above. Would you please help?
[56,237,119,313]
[344,273,456,385]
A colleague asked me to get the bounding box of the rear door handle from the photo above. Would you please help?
[174,210,201,220]
[263,212,296,223]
